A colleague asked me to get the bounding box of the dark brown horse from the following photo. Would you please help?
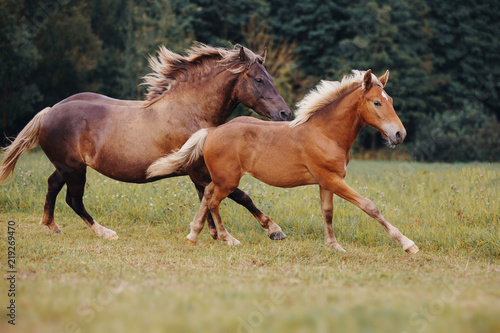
[150,70,419,254]
[0,44,290,240]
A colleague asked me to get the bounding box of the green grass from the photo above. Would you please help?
[1,150,499,333]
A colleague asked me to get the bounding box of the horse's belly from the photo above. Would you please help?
[246,164,316,188]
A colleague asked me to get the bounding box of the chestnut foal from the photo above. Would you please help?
[148,70,419,254]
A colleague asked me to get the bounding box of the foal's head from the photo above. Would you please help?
[233,48,291,121]
[359,70,406,147]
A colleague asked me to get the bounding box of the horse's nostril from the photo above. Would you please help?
[395,131,402,140]
[279,110,290,121]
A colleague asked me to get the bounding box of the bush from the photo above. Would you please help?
[411,103,500,162]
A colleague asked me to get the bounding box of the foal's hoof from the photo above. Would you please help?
[106,234,119,241]
[333,244,346,252]
[225,238,241,246]
[404,244,419,254]
[187,239,197,245]
[327,242,346,252]
[269,231,286,240]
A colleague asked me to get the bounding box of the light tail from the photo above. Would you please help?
[0,107,52,184]
[147,128,210,179]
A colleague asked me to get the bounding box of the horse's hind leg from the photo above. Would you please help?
[62,167,118,240]
[194,184,218,240]
[205,183,240,245]
[228,188,286,240]
[186,195,210,245]
[41,171,65,233]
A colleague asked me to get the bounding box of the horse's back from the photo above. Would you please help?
[55,92,141,106]
[226,116,287,126]
[205,116,313,187]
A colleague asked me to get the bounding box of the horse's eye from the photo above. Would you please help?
[374,101,382,107]
[255,78,263,83]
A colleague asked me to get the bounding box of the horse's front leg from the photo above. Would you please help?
[228,188,286,240]
[324,176,419,254]
[319,186,345,252]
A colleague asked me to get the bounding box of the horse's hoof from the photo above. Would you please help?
[405,244,419,254]
[334,245,346,252]
[187,239,197,245]
[269,231,286,240]
[106,234,119,241]
[326,242,346,252]
[225,238,240,246]
[44,221,62,233]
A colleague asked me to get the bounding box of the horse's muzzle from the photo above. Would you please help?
[388,129,406,146]
[277,109,292,121]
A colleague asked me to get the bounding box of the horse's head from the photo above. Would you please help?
[359,70,406,147]
[233,48,291,121]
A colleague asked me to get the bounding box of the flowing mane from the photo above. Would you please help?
[142,43,263,107]
[289,70,382,127]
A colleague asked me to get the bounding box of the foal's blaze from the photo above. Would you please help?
[359,70,406,147]
[157,69,419,254]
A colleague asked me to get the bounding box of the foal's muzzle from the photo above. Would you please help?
[388,129,406,146]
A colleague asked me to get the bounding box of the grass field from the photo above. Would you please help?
[1,150,499,333]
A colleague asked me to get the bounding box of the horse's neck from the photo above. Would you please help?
[309,90,363,152]
[154,69,238,127]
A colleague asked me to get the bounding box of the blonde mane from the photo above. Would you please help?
[289,70,382,127]
[142,43,263,107]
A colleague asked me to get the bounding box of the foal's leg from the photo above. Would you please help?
[325,176,418,254]
[186,196,210,245]
[319,186,345,252]
[205,183,240,245]
[41,170,65,233]
[62,167,118,240]
[228,188,286,240]
[194,184,218,240]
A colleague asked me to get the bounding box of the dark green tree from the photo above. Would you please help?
[180,0,270,45]
[0,0,42,140]
[268,0,351,78]
[33,1,102,107]
[427,1,500,114]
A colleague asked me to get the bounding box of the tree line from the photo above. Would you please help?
[1,0,499,161]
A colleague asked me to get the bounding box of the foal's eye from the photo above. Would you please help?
[255,78,263,83]
[374,101,382,107]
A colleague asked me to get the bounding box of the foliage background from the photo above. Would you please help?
[1,0,499,160]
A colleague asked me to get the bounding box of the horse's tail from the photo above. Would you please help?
[147,128,210,179]
[0,107,52,184]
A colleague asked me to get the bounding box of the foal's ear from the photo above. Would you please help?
[379,70,390,87]
[259,47,267,64]
[239,47,247,62]
[362,69,372,90]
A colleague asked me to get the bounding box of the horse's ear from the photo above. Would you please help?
[259,47,267,63]
[379,70,389,87]
[239,47,247,62]
[362,69,372,90]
